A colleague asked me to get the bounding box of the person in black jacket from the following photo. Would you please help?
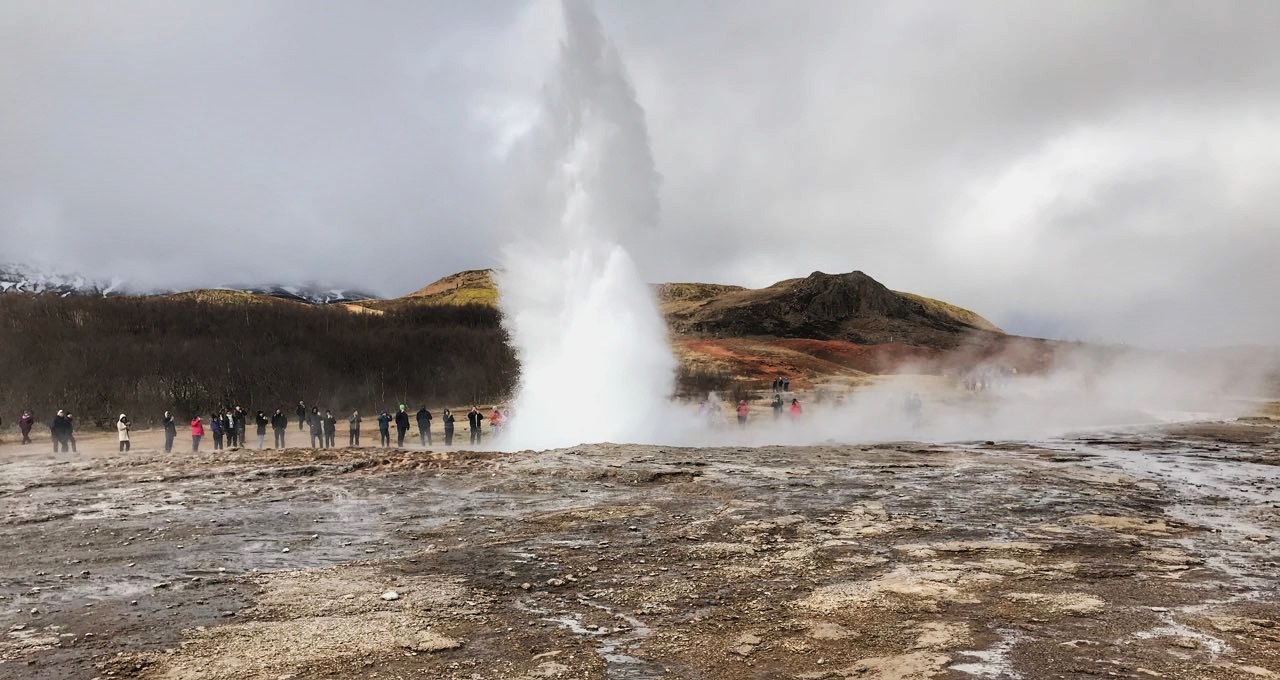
[255,410,269,449]
[322,410,337,448]
[442,409,455,447]
[234,406,248,447]
[349,410,362,447]
[467,406,485,445]
[377,411,392,447]
[224,409,239,448]
[308,407,323,448]
[296,401,306,431]
[212,412,226,450]
[162,411,177,453]
[50,410,70,452]
[270,409,288,448]
[416,407,432,446]
[394,405,410,447]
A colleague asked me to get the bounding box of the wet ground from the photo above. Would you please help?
[1,419,1278,679]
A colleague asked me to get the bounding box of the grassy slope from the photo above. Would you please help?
[895,291,1002,333]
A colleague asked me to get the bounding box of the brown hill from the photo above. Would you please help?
[663,270,1000,350]
[401,269,499,306]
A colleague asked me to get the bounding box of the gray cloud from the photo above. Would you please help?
[2,1,1277,346]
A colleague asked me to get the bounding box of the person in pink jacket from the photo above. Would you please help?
[736,400,749,427]
[190,416,205,452]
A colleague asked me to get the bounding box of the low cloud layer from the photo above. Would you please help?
[2,1,1277,346]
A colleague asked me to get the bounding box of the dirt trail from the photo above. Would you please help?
[1,420,1278,679]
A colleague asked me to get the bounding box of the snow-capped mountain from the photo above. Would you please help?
[218,284,378,305]
[0,262,124,297]
[0,262,378,304]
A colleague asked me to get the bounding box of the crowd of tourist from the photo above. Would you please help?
[7,402,513,453]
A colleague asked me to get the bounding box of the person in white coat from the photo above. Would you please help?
[117,414,131,452]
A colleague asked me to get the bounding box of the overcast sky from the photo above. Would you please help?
[2,1,1277,346]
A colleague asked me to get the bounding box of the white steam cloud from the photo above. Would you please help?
[497,0,684,450]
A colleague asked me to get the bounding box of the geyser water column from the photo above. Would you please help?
[496,0,679,450]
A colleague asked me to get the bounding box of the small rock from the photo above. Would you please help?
[282,547,291,553]
[381,591,401,601]
[520,583,533,591]
[406,631,461,653]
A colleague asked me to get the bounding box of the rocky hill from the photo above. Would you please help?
[660,270,1000,349]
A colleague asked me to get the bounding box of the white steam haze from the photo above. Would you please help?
[2,1,1279,346]
[497,0,683,450]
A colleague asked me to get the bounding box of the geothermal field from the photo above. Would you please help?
[1,414,1278,679]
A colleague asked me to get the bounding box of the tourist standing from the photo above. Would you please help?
[270,409,288,448]
[394,405,410,447]
[211,413,224,450]
[789,398,802,419]
[19,410,34,445]
[771,394,784,419]
[234,406,247,447]
[255,410,268,449]
[736,400,749,427]
[50,410,70,452]
[224,410,239,448]
[191,415,204,452]
[162,411,177,453]
[349,410,362,446]
[416,406,432,446]
[467,406,485,445]
[117,414,131,452]
[65,413,77,452]
[323,410,337,448]
[308,407,323,448]
[377,411,392,447]
[442,409,455,446]
[296,401,306,430]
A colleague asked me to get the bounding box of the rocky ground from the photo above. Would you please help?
[0,418,1278,679]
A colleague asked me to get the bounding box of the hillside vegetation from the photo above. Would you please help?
[0,294,515,428]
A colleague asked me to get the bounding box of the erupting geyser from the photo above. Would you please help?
[497,0,680,450]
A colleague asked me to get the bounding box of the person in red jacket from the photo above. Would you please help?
[736,400,749,427]
[789,399,802,418]
[190,416,205,452]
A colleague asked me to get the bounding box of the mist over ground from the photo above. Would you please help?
[2,1,1279,346]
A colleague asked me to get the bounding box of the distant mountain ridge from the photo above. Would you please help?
[0,262,378,305]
